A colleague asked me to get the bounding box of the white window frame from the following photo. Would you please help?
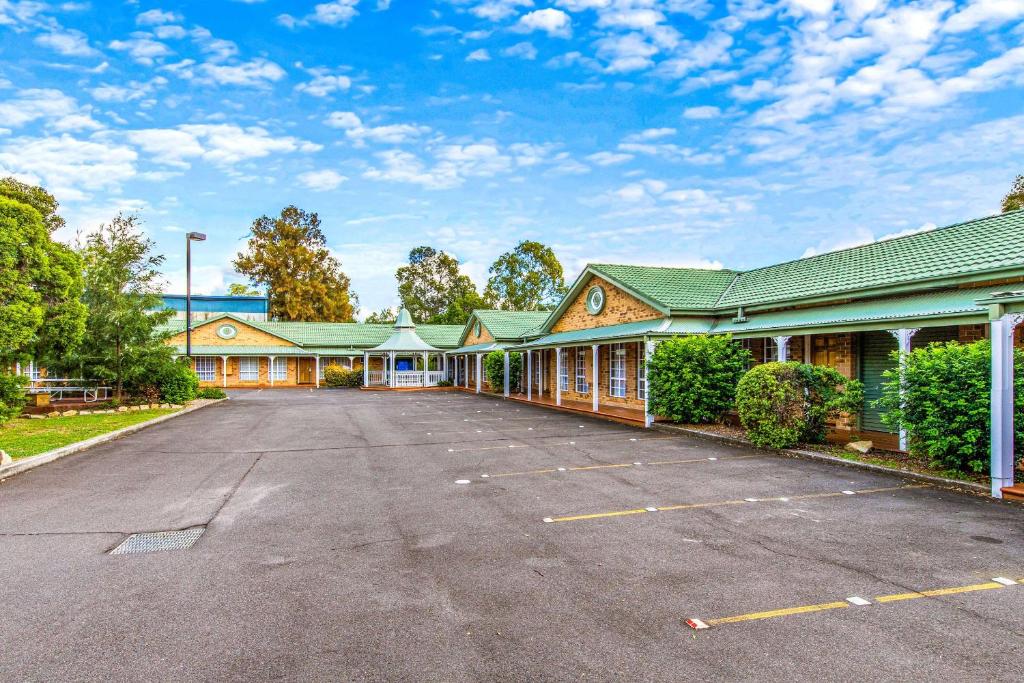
[609,343,627,398]
[22,361,41,381]
[272,357,288,381]
[637,342,646,400]
[763,338,779,363]
[575,349,588,394]
[194,356,216,382]
[558,349,569,391]
[239,357,259,382]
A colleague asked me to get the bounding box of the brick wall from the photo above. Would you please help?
[538,343,645,410]
[959,324,987,343]
[463,321,494,346]
[551,276,663,333]
[168,319,294,347]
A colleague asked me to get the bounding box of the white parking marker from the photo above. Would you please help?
[427,432,432,435]
[645,507,658,512]
[686,618,709,630]
[841,490,856,495]
[633,462,642,465]
[707,457,717,461]
[476,430,483,433]
[528,427,534,430]
[455,480,470,484]
[846,596,871,606]
[744,498,759,502]
[578,425,585,428]
[448,449,454,452]
[779,497,790,502]
[569,441,575,445]
[557,467,567,472]
[993,577,1017,586]
[629,438,637,442]
[481,474,490,478]
[543,517,554,523]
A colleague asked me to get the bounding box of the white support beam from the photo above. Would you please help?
[538,350,544,398]
[888,328,920,452]
[555,347,562,406]
[772,336,791,362]
[503,351,510,398]
[422,351,428,387]
[221,356,228,388]
[363,352,369,387]
[991,314,1023,497]
[268,356,275,387]
[475,353,482,394]
[315,356,320,389]
[464,355,470,389]
[526,350,532,401]
[644,340,654,428]
[592,344,599,412]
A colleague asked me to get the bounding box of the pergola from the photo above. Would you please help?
[363,308,447,388]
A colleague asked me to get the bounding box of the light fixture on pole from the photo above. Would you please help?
[185,231,207,359]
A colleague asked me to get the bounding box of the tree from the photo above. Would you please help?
[396,246,488,325]
[234,206,357,322]
[70,214,174,398]
[227,283,261,296]
[1002,175,1024,213]
[0,191,86,370]
[364,307,397,324]
[485,240,567,311]
[0,176,65,233]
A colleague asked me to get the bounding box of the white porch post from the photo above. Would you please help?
[315,355,320,389]
[389,352,395,388]
[363,352,369,386]
[538,351,544,398]
[991,314,1023,497]
[526,350,532,400]
[503,351,510,398]
[464,355,470,389]
[422,351,428,387]
[772,336,791,362]
[475,353,482,394]
[221,356,228,388]
[644,340,654,428]
[268,356,275,387]
[591,344,599,412]
[888,328,920,452]
[555,347,562,406]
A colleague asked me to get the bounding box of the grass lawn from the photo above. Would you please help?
[0,409,178,460]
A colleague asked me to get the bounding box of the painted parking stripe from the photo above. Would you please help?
[475,454,762,479]
[690,576,1021,629]
[543,484,928,524]
[443,434,677,453]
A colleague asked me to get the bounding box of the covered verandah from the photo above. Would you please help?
[447,342,505,394]
[177,346,363,388]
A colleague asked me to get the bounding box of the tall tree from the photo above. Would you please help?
[396,246,488,325]
[227,283,262,296]
[234,206,357,321]
[484,240,567,311]
[72,214,173,398]
[0,187,86,369]
[1003,174,1024,213]
[364,307,397,324]
[0,176,65,233]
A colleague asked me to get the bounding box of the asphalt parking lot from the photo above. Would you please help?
[2,389,1023,681]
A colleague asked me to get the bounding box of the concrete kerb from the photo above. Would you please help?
[0,398,227,482]
[650,422,1004,502]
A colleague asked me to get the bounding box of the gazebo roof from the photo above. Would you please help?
[367,308,442,352]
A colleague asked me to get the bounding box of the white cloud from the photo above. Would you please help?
[468,0,534,21]
[0,88,100,130]
[683,105,720,119]
[295,72,353,97]
[595,32,659,72]
[516,8,572,38]
[127,124,320,170]
[278,0,360,29]
[466,48,491,62]
[197,58,287,87]
[0,134,138,201]
[34,27,98,56]
[945,0,1024,33]
[624,127,676,142]
[298,169,348,191]
[109,34,172,65]
[324,111,430,145]
[136,9,183,26]
[586,150,634,165]
[502,41,537,60]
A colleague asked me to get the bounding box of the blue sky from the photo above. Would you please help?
[1,0,1022,317]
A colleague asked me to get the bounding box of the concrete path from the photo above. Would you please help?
[1,389,1022,681]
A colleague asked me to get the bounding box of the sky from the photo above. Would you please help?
[1,0,1022,318]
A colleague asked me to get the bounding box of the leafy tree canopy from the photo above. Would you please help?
[0,176,65,233]
[227,283,262,296]
[1002,174,1024,213]
[364,307,397,324]
[234,206,357,322]
[485,240,567,311]
[396,246,489,325]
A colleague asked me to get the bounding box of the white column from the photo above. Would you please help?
[526,350,532,400]
[555,347,562,406]
[221,356,228,388]
[538,351,544,398]
[772,336,791,362]
[315,356,320,389]
[991,314,1023,497]
[591,344,599,412]
[389,352,395,388]
[644,340,654,428]
[464,355,470,389]
[503,351,510,398]
[268,356,275,387]
[422,351,428,387]
[475,353,482,394]
[888,328,920,451]
[363,352,369,386]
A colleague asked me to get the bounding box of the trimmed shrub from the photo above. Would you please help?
[878,340,1024,474]
[159,360,199,404]
[736,362,863,449]
[196,387,227,399]
[0,371,29,425]
[484,350,522,392]
[647,334,750,423]
[323,365,363,388]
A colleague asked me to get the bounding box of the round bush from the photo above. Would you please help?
[878,340,1024,473]
[484,350,521,392]
[159,360,199,404]
[323,365,362,388]
[0,371,29,425]
[647,335,750,423]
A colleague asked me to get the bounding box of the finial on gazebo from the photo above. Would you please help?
[394,307,415,329]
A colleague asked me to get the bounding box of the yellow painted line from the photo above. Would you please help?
[875,581,1005,603]
[646,454,761,466]
[445,435,675,454]
[708,601,849,625]
[544,484,927,523]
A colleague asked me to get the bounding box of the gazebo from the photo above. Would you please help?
[363,308,448,388]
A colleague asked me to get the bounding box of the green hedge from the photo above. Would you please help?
[323,365,363,387]
[878,340,1024,474]
[484,350,521,392]
[647,335,750,423]
[0,371,28,425]
[196,387,227,399]
[735,362,863,449]
[159,360,199,404]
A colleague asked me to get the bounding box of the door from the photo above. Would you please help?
[297,358,315,385]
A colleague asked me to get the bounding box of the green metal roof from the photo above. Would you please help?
[448,341,506,354]
[174,345,316,356]
[589,264,738,311]
[509,319,671,349]
[468,310,551,341]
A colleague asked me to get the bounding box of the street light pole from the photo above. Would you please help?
[185,231,207,358]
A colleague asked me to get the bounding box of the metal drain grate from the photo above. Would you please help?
[109,527,205,555]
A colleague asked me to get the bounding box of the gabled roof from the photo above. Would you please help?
[160,313,304,345]
[589,264,738,311]
[461,310,552,343]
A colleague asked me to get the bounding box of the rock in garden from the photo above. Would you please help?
[0,450,11,467]
[845,440,873,454]
[117,406,129,412]
[47,411,60,418]
[160,403,171,409]
[61,410,78,417]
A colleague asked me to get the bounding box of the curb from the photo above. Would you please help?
[650,422,996,499]
[0,399,227,482]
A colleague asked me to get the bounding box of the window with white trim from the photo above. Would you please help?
[271,357,288,380]
[609,343,627,398]
[194,356,216,382]
[575,349,588,394]
[21,361,40,381]
[763,338,779,363]
[637,342,647,400]
[558,349,568,391]
[239,357,259,382]
[738,339,754,370]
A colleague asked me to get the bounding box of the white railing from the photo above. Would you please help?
[367,370,386,385]
[394,371,424,387]
[26,379,111,403]
[425,371,446,385]
[367,370,447,387]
